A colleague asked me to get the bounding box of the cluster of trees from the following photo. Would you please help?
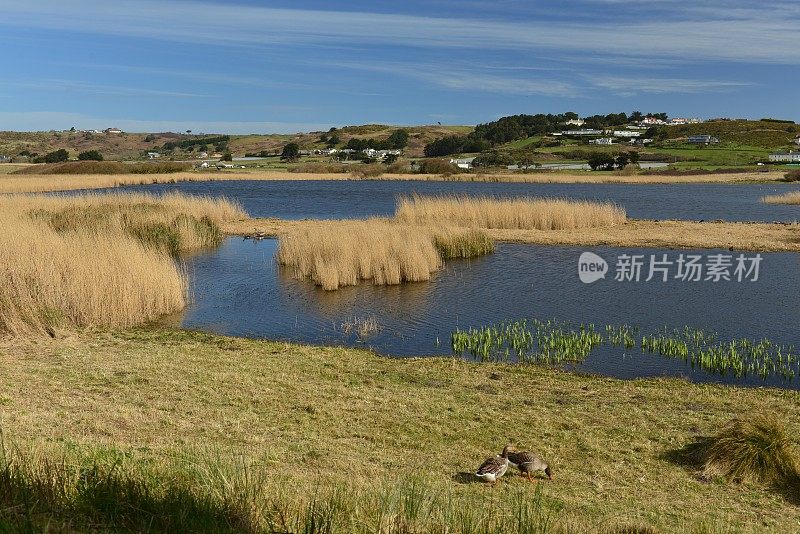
[162,135,229,152]
[587,151,640,171]
[345,129,409,151]
[424,135,489,157]
[33,149,69,163]
[424,111,671,157]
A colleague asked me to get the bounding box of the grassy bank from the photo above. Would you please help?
[1,328,799,531]
[0,193,243,335]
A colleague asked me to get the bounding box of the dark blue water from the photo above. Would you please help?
[120,179,800,222]
[170,238,800,389]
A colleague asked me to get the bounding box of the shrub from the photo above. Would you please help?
[77,150,103,161]
[783,169,800,182]
[290,162,349,174]
[350,164,384,179]
[417,159,459,176]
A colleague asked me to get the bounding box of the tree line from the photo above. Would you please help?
[424,111,670,157]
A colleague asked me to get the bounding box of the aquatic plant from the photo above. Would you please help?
[451,319,603,364]
[451,320,800,381]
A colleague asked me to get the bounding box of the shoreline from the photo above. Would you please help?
[222,217,800,253]
[0,169,791,194]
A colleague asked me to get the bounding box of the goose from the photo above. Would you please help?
[507,450,552,482]
[475,444,513,484]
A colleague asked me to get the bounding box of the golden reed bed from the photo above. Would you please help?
[396,194,626,230]
[0,192,244,336]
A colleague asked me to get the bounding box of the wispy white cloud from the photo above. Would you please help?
[0,79,210,98]
[0,111,332,134]
[586,75,752,96]
[0,1,798,65]
[329,61,577,96]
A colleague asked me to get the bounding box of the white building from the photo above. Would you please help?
[104,127,123,134]
[450,157,475,169]
[769,152,800,163]
[612,130,642,138]
[564,119,585,127]
[590,138,614,145]
[562,129,603,136]
[147,152,161,159]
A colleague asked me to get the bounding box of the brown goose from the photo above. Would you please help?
[475,444,514,484]
[508,450,552,482]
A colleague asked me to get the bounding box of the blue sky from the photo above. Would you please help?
[0,0,798,133]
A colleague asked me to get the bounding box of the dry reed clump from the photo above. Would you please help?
[276,220,443,290]
[0,192,244,336]
[349,164,384,179]
[19,192,245,255]
[276,220,494,290]
[699,415,798,484]
[762,191,800,205]
[395,194,627,230]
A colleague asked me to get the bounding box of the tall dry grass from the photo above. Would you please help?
[396,194,626,230]
[762,191,800,205]
[277,220,443,290]
[0,172,221,194]
[0,192,244,335]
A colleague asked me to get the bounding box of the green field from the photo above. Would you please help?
[2,328,799,532]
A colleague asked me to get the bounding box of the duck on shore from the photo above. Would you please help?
[508,449,553,482]
[475,444,514,484]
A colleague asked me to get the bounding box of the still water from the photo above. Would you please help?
[122,179,800,222]
[170,238,800,389]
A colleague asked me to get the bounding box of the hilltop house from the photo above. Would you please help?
[795,136,800,146]
[564,118,585,127]
[769,151,800,163]
[104,127,123,134]
[147,152,161,159]
[590,138,614,145]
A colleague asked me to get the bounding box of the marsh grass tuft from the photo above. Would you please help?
[688,416,799,484]
[762,191,800,204]
[276,220,493,290]
[396,194,626,230]
[340,315,380,339]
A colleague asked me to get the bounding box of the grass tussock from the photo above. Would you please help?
[0,192,244,335]
[11,160,192,175]
[0,443,559,533]
[700,415,798,484]
[762,191,800,204]
[396,194,626,230]
[276,220,443,290]
[276,220,494,290]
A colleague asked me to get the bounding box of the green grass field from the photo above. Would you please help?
[1,328,799,532]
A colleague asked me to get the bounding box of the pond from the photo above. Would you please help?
[121,179,800,223]
[167,238,800,389]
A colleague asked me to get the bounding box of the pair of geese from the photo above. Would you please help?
[475,444,552,484]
